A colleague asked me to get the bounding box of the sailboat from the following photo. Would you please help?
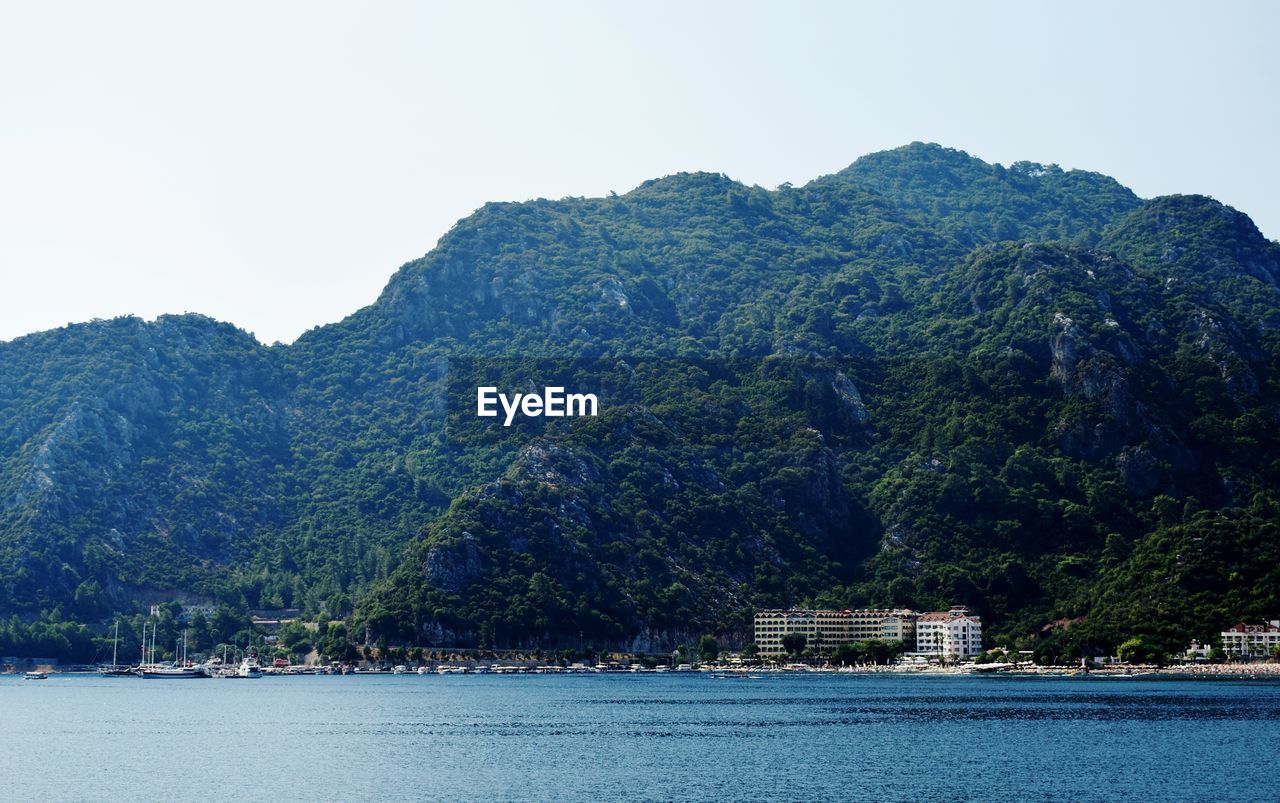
[100,620,134,676]
[136,626,205,679]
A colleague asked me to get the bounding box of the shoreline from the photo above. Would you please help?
[7,662,1280,679]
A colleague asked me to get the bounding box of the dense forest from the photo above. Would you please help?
[2,143,1277,662]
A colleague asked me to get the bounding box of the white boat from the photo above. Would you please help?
[277,664,317,675]
[137,664,205,679]
[211,655,262,679]
[237,656,263,678]
[100,620,133,676]
[138,628,205,678]
[24,670,48,680]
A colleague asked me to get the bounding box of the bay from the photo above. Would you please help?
[2,673,1278,801]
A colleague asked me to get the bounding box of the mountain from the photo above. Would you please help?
[2,143,1278,661]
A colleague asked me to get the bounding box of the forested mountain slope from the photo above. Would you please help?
[2,143,1276,658]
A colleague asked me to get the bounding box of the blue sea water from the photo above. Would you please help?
[2,672,1278,801]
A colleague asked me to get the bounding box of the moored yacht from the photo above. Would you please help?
[100,620,134,676]
[236,655,263,678]
[137,663,205,679]
[137,627,205,678]
[214,654,263,678]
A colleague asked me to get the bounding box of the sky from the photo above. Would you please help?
[2,1,1277,345]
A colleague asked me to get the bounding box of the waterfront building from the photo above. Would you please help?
[914,606,983,659]
[753,608,918,656]
[1220,620,1280,658]
[1184,640,1212,661]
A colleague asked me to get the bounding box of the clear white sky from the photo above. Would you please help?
[2,1,1277,345]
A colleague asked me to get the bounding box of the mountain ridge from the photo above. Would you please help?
[3,142,1278,662]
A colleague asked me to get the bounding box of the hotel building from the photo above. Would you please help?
[753,608,919,656]
[1220,620,1280,658]
[913,606,983,659]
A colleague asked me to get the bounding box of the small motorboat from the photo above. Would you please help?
[24,670,48,680]
[214,655,262,678]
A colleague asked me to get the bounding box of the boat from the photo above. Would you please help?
[275,664,317,675]
[137,628,205,678]
[100,620,134,676]
[137,664,205,679]
[237,655,263,678]
[215,652,262,678]
[24,670,48,680]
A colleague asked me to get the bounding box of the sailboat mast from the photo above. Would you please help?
[112,620,119,667]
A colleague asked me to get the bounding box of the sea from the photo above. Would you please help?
[2,672,1278,801]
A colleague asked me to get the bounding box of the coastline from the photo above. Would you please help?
[8,661,1280,679]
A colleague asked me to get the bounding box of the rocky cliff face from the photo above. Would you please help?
[0,314,291,611]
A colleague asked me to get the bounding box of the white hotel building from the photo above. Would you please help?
[1220,620,1280,658]
[753,605,984,659]
[914,606,983,659]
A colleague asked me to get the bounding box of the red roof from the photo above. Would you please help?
[1225,621,1280,633]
